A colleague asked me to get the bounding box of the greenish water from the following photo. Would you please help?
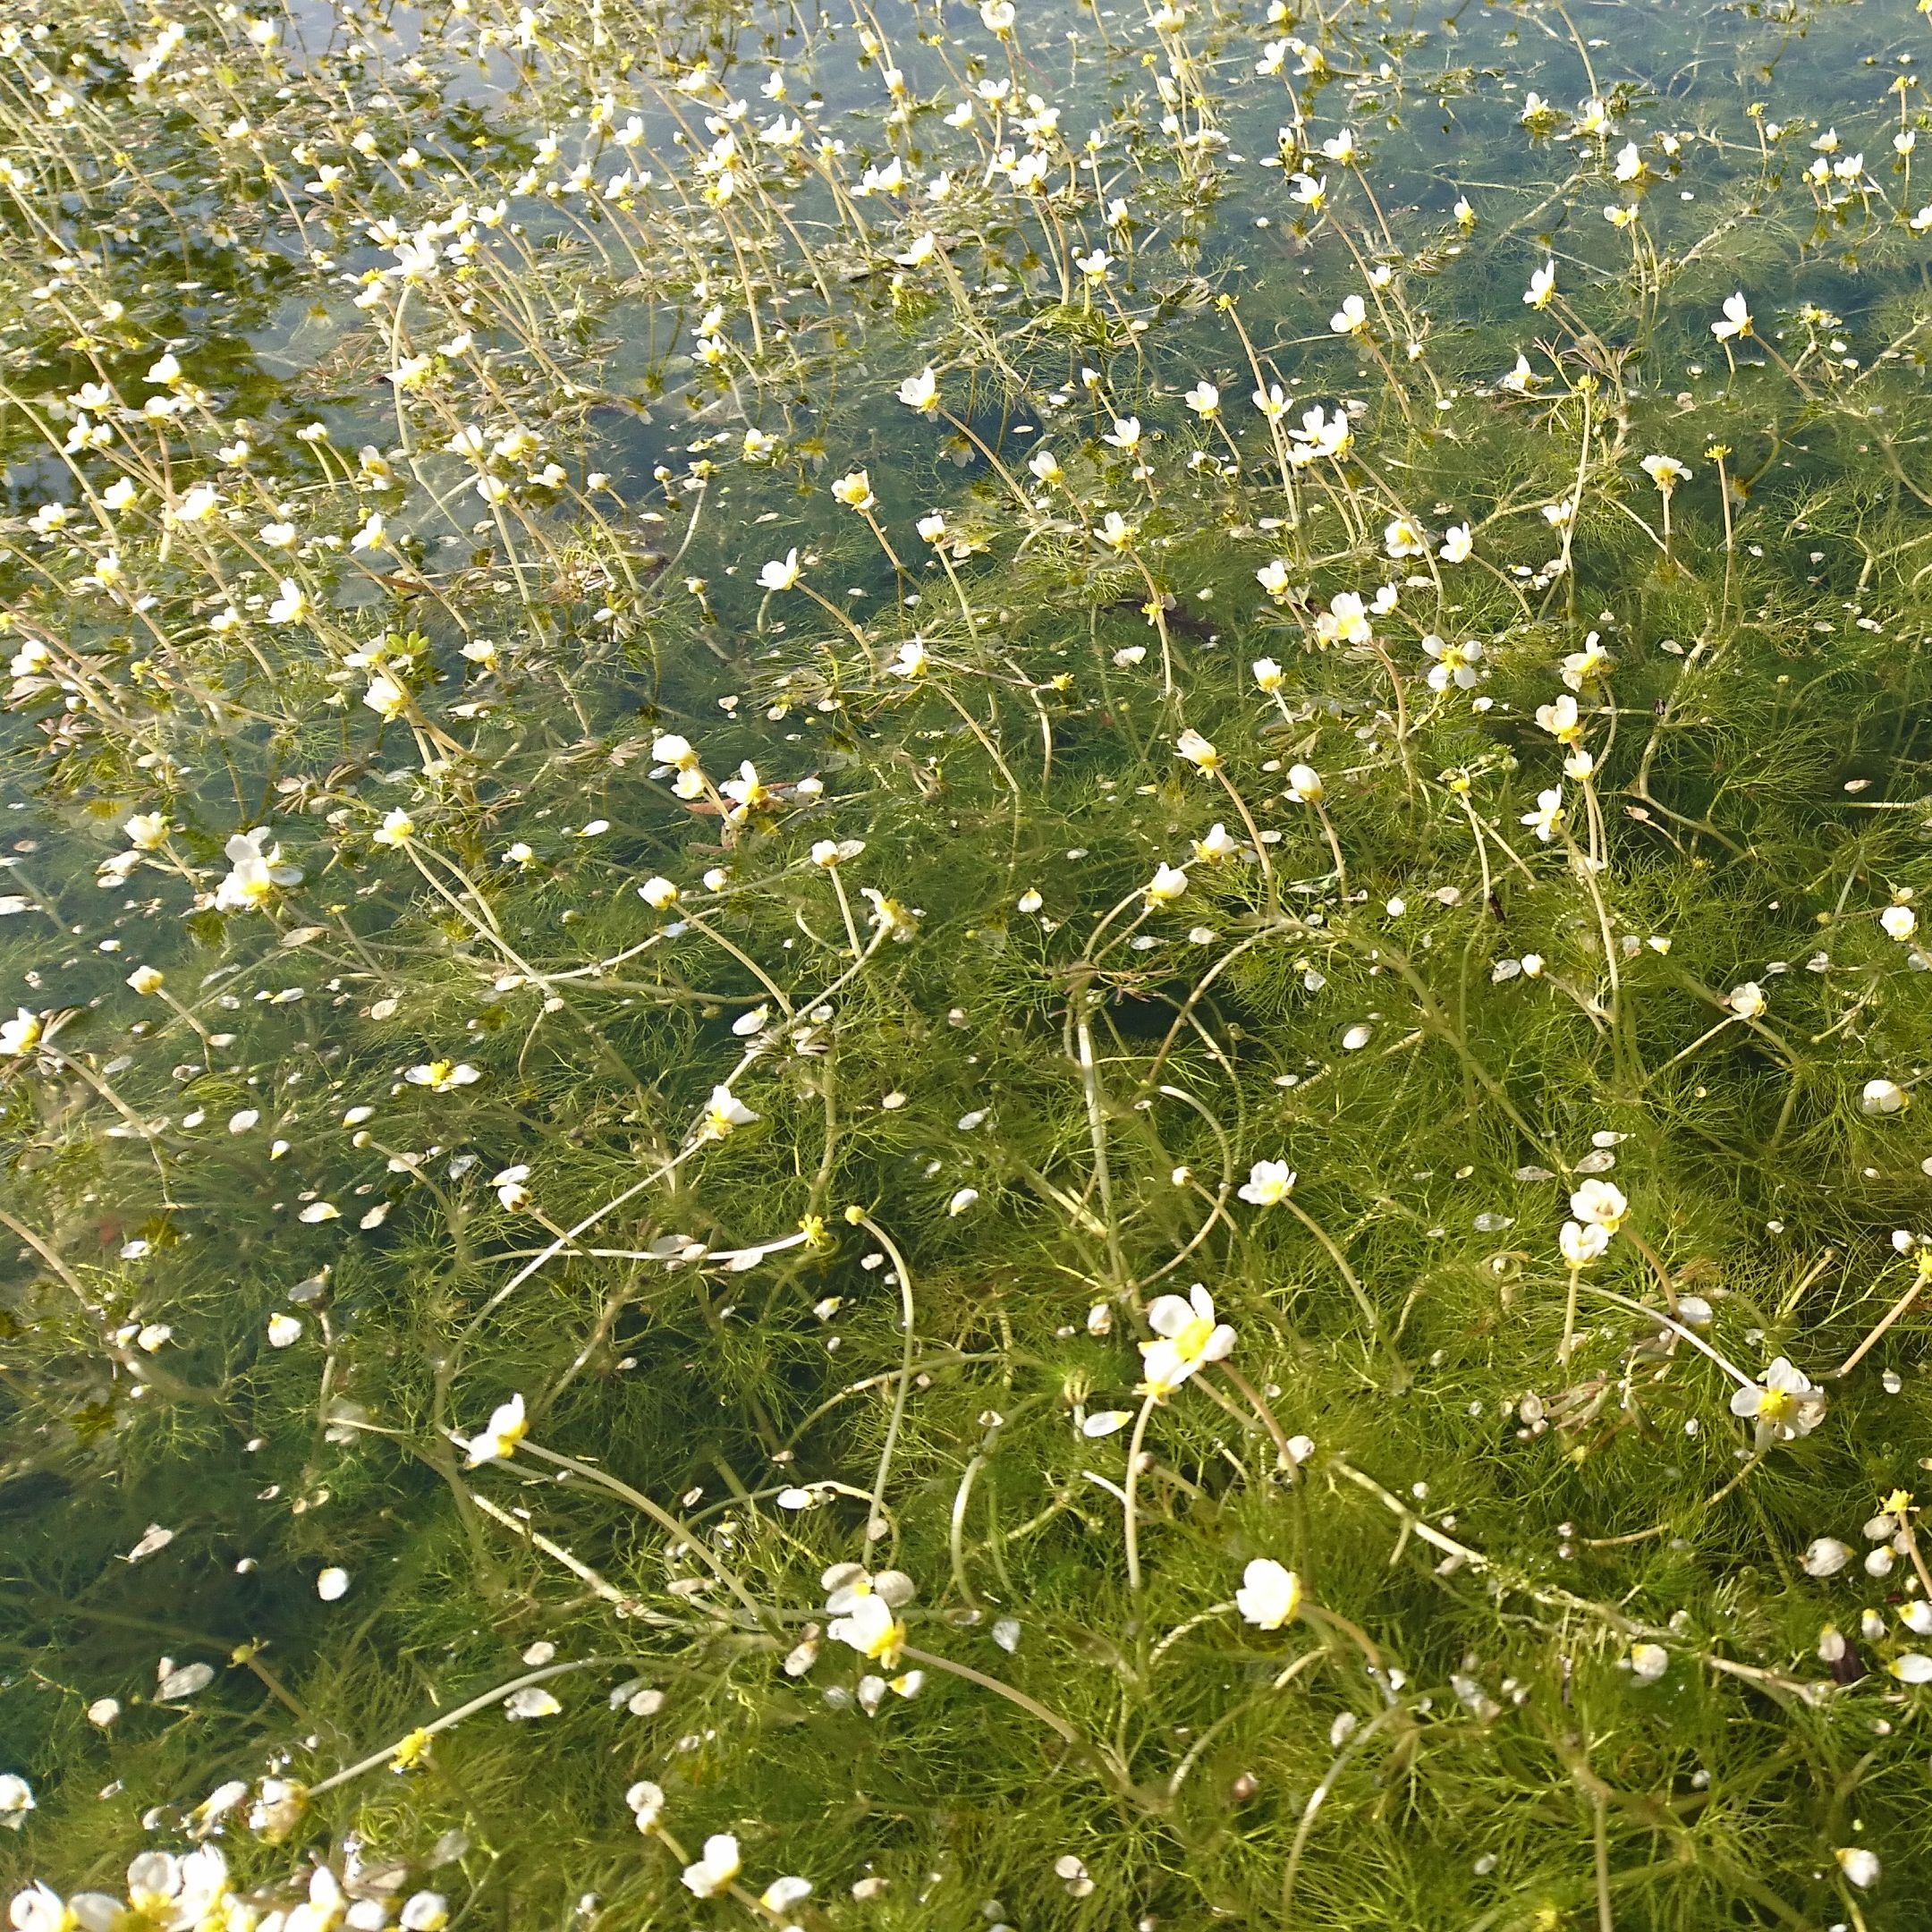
[4,0,1932,1926]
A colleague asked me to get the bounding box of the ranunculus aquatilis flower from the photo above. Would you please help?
[1235,1558,1302,1629]
[1728,1357,1826,1444]
[1138,1284,1234,1396]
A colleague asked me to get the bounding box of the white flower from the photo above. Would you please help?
[0,1774,33,1830]
[493,1165,531,1211]
[1521,787,1564,842]
[947,1187,979,1216]
[463,1393,529,1465]
[1235,1557,1303,1629]
[1524,259,1556,309]
[1835,1847,1881,1889]
[1861,1077,1909,1116]
[267,577,308,625]
[897,367,939,414]
[140,1844,225,1914]
[1438,522,1472,564]
[640,876,680,910]
[504,1687,561,1719]
[1640,453,1690,494]
[1144,862,1189,906]
[1384,516,1427,559]
[405,1059,480,1092]
[1880,903,1917,941]
[364,673,409,721]
[1801,1538,1852,1577]
[1727,981,1767,1020]
[1536,693,1581,742]
[1423,635,1483,691]
[1175,727,1219,771]
[8,1887,69,1932]
[828,1592,906,1666]
[886,639,929,678]
[1561,639,1610,691]
[699,1084,758,1140]
[0,1009,43,1056]
[1185,380,1220,417]
[1329,292,1368,336]
[1570,1179,1627,1232]
[1285,763,1324,803]
[758,548,801,591]
[1192,823,1240,863]
[682,1834,742,1899]
[170,482,220,525]
[1627,1642,1669,1683]
[1728,1357,1826,1443]
[1139,1284,1235,1396]
[1254,383,1292,424]
[1252,656,1284,691]
[626,1779,665,1831]
[267,1313,301,1348]
[1711,291,1752,341]
[316,1566,350,1601]
[1239,1159,1295,1207]
[248,1776,309,1842]
[832,468,877,511]
[862,887,919,940]
[1315,590,1371,648]
[1559,1219,1610,1267]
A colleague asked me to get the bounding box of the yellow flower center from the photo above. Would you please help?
[1172,1313,1216,1362]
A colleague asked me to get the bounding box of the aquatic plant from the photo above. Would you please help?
[4,0,1932,1926]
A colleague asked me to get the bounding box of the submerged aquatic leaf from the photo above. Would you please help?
[3,0,1932,1920]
